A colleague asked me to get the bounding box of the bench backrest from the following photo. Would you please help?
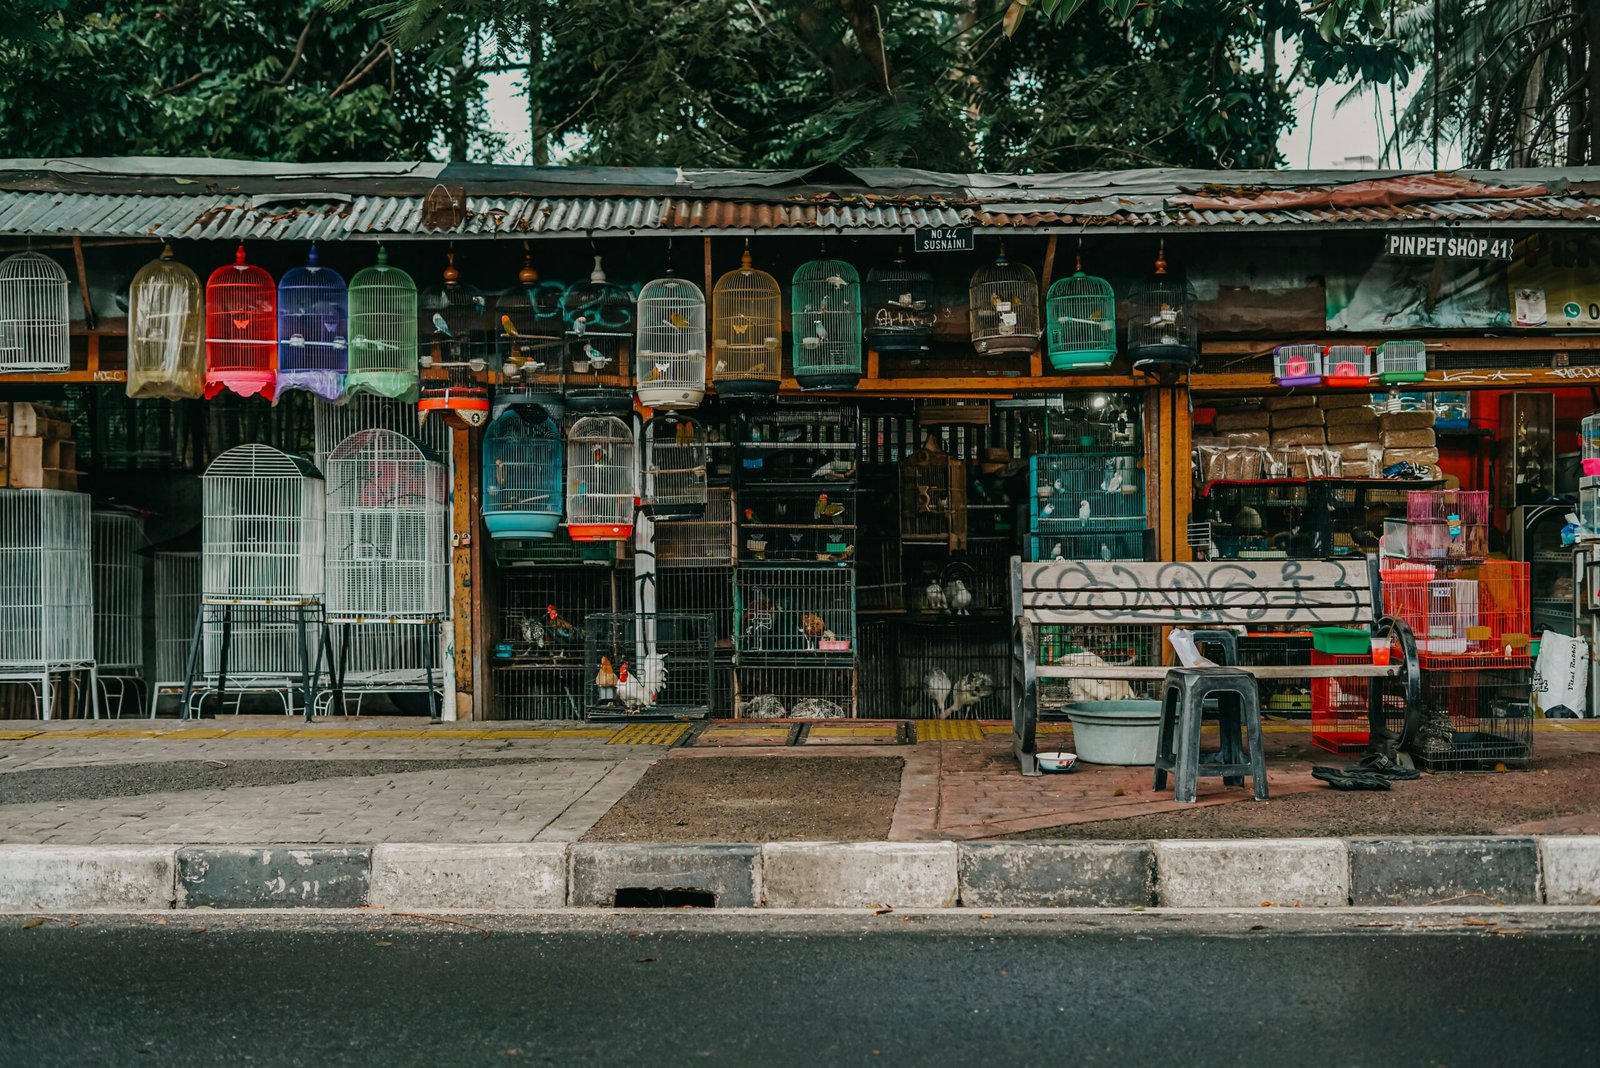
[1011,557,1378,628]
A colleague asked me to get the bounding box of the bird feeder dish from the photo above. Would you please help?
[566,415,635,541]
[1324,344,1373,387]
[791,259,863,390]
[711,250,782,398]
[1125,247,1198,372]
[346,247,420,402]
[969,249,1041,357]
[563,256,636,414]
[642,414,710,520]
[864,250,934,355]
[204,246,277,400]
[636,276,707,409]
[200,444,325,605]
[1045,270,1116,370]
[127,245,204,399]
[1273,344,1323,388]
[275,247,348,402]
[1375,340,1428,385]
[0,251,70,374]
[482,403,564,541]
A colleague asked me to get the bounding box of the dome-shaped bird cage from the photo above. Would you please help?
[324,429,448,622]
[563,256,635,415]
[201,444,325,605]
[642,413,709,520]
[1125,242,1198,372]
[864,248,934,356]
[0,251,70,374]
[969,245,1040,357]
[482,403,564,541]
[711,249,782,398]
[636,275,707,409]
[419,251,497,367]
[276,246,348,402]
[204,245,277,400]
[792,258,862,390]
[127,244,205,399]
[346,246,419,402]
[566,415,635,541]
[496,247,566,408]
[1044,261,1116,371]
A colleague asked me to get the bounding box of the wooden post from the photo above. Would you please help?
[450,423,479,720]
[704,236,715,391]
[70,237,96,332]
[1033,235,1058,378]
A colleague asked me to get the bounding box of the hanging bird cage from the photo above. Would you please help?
[898,432,968,551]
[91,508,145,675]
[275,246,348,402]
[642,414,709,520]
[200,444,325,604]
[1125,243,1198,372]
[711,249,782,398]
[864,248,935,355]
[346,246,420,402]
[1273,344,1323,387]
[968,246,1041,357]
[1376,340,1428,385]
[324,428,449,622]
[0,489,92,675]
[566,415,635,541]
[0,251,70,374]
[127,245,204,400]
[635,276,707,409]
[791,258,863,390]
[563,255,635,414]
[482,403,564,541]
[1044,267,1116,371]
[496,246,566,400]
[417,253,493,428]
[204,245,277,400]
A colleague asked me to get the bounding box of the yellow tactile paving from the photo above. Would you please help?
[808,724,897,736]
[609,722,691,746]
[916,720,983,742]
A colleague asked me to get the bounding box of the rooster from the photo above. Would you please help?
[801,612,826,649]
[616,654,667,713]
[546,604,579,644]
[744,599,776,651]
[517,614,547,652]
[594,655,618,699]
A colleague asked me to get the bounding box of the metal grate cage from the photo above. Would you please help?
[735,663,855,719]
[1035,623,1161,713]
[490,563,630,720]
[483,403,563,541]
[204,245,277,400]
[91,510,145,673]
[654,565,735,657]
[1029,453,1145,530]
[734,565,856,664]
[641,414,709,519]
[791,259,863,390]
[152,550,201,683]
[346,247,420,402]
[0,251,70,373]
[201,444,326,604]
[127,245,205,400]
[566,415,635,541]
[1396,668,1533,771]
[0,489,92,666]
[969,248,1041,356]
[864,250,934,355]
[1044,270,1116,370]
[655,487,734,567]
[582,612,715,720]
[276,247,348,402]
[636,276,707,409]
[859,619,1007,719]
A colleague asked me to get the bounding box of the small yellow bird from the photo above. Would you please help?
[647,362,668,381]
[667,310,691,329]
[500,314,521,337]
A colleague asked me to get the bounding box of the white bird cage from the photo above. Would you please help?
[91,510,145,673]
[0,251,71,373]
[636,276,707,409]
[711,249,782,398]
[642,414,709,520]
[127,244,205,399]
[324,429,448,622]
[969,246,1041,356]
[566,415,636,541]
[0,489,93,718]
[152,550,201,684]
[201,444,326,604]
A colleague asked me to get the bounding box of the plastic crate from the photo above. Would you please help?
[1380,560,1532,668]
[1311,627,1370,655]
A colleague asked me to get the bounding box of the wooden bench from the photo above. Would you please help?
[1009,557,1420,776]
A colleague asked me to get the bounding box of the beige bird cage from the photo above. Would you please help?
[898,432,967,551]
[711,249,782,398]
[642,414,709,521]
[566,415,636,541]
[127,244,205,399]
[636,276,707,409]
[0,251,70,373]
[968,245,1040,356]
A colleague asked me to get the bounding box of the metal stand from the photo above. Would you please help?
[322,618,443,723]
[180,603,327,720]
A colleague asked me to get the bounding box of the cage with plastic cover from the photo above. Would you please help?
[566,415,635,541]
[346,247,419,402]
[711,249,782,398]
[275,247,348,402]
[642,413,709,520]
[419,251,496,366]
[635,275,706,409]
[482,403,563,541]
[324,429,448,622]
[0,251,70,374]
[204,245,277,400]
[127,245,204,399]
[0,489,93,718]
[969,246,1040,357]
[791,258,862,390]
[583,612,715,720]
[495,247,566,399]
[898,432,966,550]
[1125,243,1198,372]
[1324,344,1373,387]
[1273,344,1323,387]
[561,255,635,414]
[1376,340,1427,385]
[91,508,145,675]
[1045,268,1116,370]
[201,444,325,604]
[864,248,934,356]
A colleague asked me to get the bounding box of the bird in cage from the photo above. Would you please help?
[500,314,522,338]
[594,655,618,701]
[1078,499,1092,521]
[572,315,587,337]
[745,599,776,649]
[923,668,953,717]
[810,460,856,480]
[583,345,612,371]
[814,494,845,523]
[800,612,827,648]
[516,614,546,651]
[667,310,692,330]
[943,578,973,616]
[647,362,668,382]
[432,313,452,337]
[545,604,579,644]
[924,581,948,613]
[947,673,996,719]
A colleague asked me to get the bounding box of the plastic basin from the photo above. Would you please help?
[1064,699,1163,766]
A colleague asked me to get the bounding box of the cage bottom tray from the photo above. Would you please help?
[564,388,635,414]
[1129,345,1197,371]
[1412,731,1532,772]
[586,706,710,723]
[795,373,862,391]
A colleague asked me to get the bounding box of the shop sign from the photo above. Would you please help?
[914,227,974,253]
[1383,232,1517,262]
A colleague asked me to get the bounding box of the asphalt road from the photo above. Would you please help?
[2,911,1596,1066]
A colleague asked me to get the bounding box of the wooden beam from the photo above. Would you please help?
[450,424,476,720]
[0,369,126,384]
[70,237,96,332]
[773,371,1159,398]
[1193,365,1600,395]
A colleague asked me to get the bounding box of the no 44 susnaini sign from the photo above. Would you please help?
[1384,232,1516,261]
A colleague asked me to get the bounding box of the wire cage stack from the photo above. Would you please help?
[346,247,419,402]
[127,244,205,400]
[483,403,564,543]
[1193,480,1313,560]
[969,247,1041,357]
[642,414,709,520]
[859,620,1009,719]
[1027,453,1144,560]
[566,415,635,542]
[1376,340,1428,385]
[791,259,863,390]
[0,489,94,718]
[1125,244,1198,372]
[711,249,783,398]
[898,432,967,551]
[1402,488,1490,561]
[635,276,707,409]
[204,245,277,400]
[491,567,629,720]
[563,256,635,414]
[276,247,348,402]
[0,251,70,374]
[582,612,715,720]
[1381,560,1531,668]
[1044,268,1116,370]
[91,509,146,717]
[864,249,935,355]
[735,407,860,564]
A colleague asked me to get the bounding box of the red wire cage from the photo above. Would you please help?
[204,245,277,401]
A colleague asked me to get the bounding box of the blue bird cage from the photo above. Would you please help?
[482,403,564,541]
[276,246,348,402]
[791,258,862,390]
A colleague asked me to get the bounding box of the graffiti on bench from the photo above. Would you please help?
[1025,559,1367,624]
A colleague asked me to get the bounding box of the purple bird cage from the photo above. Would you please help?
[276,246,349,402]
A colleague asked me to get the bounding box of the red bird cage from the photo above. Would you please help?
[205,245,277,400]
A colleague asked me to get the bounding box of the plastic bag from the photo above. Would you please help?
[1533,629,1589,718]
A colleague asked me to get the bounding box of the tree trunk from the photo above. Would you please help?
[837,0,896,93]
[527,0,548,166]
[1589,0,1600,163]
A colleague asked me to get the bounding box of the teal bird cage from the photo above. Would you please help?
[791,258,862,390]
[1044,263,1116,371]
[346,247,419,402]
[482,403,564,541]
[276,246,348,402]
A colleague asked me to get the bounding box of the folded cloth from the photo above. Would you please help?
[1312,766,1393,790]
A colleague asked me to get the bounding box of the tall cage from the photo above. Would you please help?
[201,444,326,604]
[204,245,277,400]
[152,550,201,684]
[495,251,565,397]
[711,249,782,397]
[91,509,144,672]
[483,403,564,540]
[563,255,635,414]
[583,612,715,720]
[1376,340,1428,385]
[127,244,205,399]
[276,246,348,402]
[346,247,420,402]
[969,246,1041,356]
[0,251,70,374]
[656,486,735,567]
[1045,268,1116,370]
[791,259,863,390]
[864,249,934,355]
[1126,244,1198,372]
[0,489,93,718]
[898,433,967,550]
[636,276,707,409]
[642,414,709,520]
[566,415,635,541]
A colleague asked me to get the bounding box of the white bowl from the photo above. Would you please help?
[1037,750,1078,773]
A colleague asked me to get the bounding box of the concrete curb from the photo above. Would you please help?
[0,837,1597,912]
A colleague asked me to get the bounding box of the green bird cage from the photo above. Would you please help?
[346,246,420,402]
[1045,268,1116,371]
[1376,340,1428,385]
[791,258,862,391]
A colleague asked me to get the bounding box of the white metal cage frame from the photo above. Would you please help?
[152,550,201,685]
[0,251,71,373]
[91,510,145,673]
[200,444,326,605]
[0,489,95,719]
[635,276,707,409]
[566,415,637,541]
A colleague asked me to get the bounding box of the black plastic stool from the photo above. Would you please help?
[1153,667,1268,804]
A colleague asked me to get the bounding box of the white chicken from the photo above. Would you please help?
[615,653,668,713]
[924,581,948,613]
